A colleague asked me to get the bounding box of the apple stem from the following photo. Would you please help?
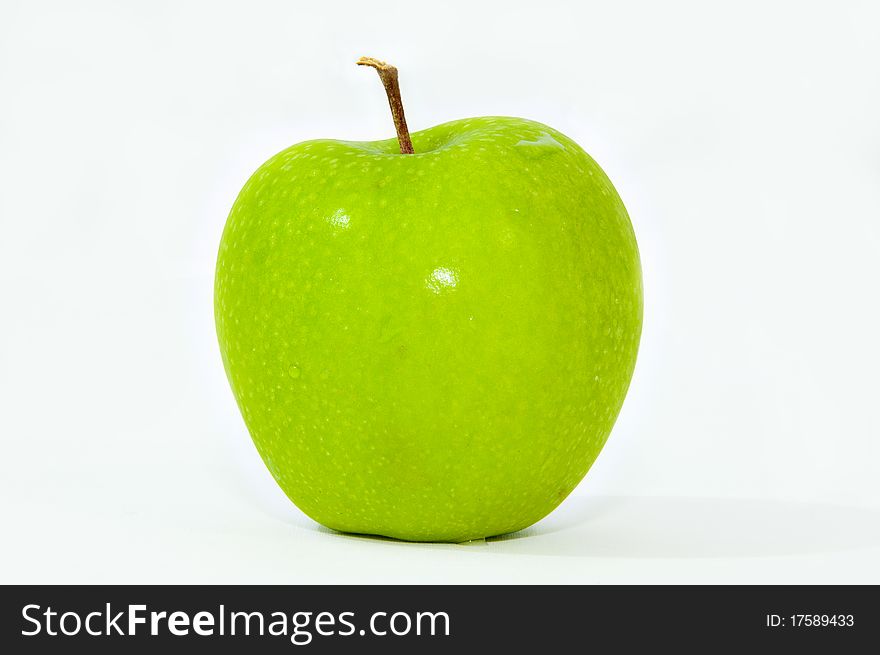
[357,56,415,154]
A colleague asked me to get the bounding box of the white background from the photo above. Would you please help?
[1,0,879,583]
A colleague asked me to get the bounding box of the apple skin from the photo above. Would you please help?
[215,117,642,542]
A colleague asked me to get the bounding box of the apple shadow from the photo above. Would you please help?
[484,495,880,559]
[313,524,481,553]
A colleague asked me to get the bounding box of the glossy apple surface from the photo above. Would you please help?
[215,117,642,542]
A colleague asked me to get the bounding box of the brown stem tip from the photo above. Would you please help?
[357,56,415,154]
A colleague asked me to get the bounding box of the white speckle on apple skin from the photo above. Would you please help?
[326,208,351,230]
[426,267,459,294]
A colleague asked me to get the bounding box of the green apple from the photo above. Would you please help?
[215,58,642,542]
